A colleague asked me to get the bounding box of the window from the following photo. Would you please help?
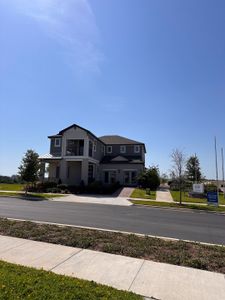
[54,138,61,147]
[89,140,93,157]
[101,145,105,153]
[107,146,112,153]
[104,170,116,184]
[134,145,140,153]
[120,145,126,153]
[66,139,84,156]
[88,163,94,183]
[93,141,97,152]
[56,166,60,179]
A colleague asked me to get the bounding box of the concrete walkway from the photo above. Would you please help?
[0,235,224,300]
[49,194,133,206]
[156,188,173,202]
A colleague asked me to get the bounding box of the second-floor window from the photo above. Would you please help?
[54,138,61,147]
[89,140,93,157]
[134,145,140,153]
[66,139,84,156]
[107,146,112,154]
[120,145,126,153]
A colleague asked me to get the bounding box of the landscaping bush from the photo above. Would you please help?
[46,187,61,193]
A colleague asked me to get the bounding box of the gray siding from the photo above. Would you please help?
[88,134,105,161]
[50,138,62,156]
[105,144,143,157]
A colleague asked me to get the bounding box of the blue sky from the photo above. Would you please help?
[0,0,225,179]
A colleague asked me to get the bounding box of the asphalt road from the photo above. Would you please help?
[0,197,225,245]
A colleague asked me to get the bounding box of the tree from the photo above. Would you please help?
[171,149,186,204]
[138,165,160,190]
[18,149,40,195]
[160,173,168,184]
[186,155,202,182]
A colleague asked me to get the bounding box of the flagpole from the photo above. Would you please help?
[214,137,219,205]
[221,147,225,198]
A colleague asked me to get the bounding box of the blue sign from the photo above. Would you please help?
[207,192,218,205]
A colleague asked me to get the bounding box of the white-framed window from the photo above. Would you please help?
[93,141,97,152]
[120,145,126,153]
[107,145,112,153]
[134,145,140,153]
[54,138,61,147]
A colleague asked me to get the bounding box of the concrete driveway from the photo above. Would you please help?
[49,194,133,206]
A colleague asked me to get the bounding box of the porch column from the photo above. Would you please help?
[81,159,88,185]
[39,162,45,181]
[60,160,67,183]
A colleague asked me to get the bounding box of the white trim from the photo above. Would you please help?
[134,145,140,153]
[64,156,99,164]
[54,138,61,147]
[120,145,126,153]
[107,145,112,153]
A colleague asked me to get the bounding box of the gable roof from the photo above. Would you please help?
[48,124,105,145]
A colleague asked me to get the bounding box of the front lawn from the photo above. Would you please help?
[0,183,25,191]
[1,218,225,274]
[131,199,225,212]
[171,191,225,205]
[0,260,141,300]
[130,188,156,200]
[0,191,63,199]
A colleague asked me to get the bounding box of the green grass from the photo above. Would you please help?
[1,218,225,274]
[131,199,225,212]
[0,183,25,191]
[171,190,225,205]
[0,191,63,199]
[0,260,141,300]
[130,188,156,200]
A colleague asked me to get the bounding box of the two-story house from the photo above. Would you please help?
[39,124,146,186]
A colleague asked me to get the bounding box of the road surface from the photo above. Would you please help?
[0,197,224,245]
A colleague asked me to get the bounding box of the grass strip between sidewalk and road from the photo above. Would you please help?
[0,260,141,300]
[0,218,225,274]
[130,188,156,200]
[130,199,225,212]
[0,192,63,199]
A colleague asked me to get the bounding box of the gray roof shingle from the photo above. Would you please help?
[99,135,143,145]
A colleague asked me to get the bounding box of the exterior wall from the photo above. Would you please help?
[87,134,105,161]
[99,163,144,185]
[48,161,61,181]
[66,161,81,185]
[50,138,62,156]
[105,144,144,157]
[62,126,89,157]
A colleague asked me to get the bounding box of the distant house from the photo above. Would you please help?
[39,124,146,186]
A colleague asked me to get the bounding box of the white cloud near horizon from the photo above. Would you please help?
[4,0,104,75]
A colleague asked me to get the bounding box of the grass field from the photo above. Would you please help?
[130,188,156,200]
[171,190,225,205]
[0,260,141,300]
[1,218,225,274]
[0,183,25,191]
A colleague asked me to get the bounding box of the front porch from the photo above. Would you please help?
[39,157,98,186]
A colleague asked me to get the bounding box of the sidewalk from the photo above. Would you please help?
[0,235,224,300]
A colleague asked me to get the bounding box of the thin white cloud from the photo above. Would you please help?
[3,0,104,75]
